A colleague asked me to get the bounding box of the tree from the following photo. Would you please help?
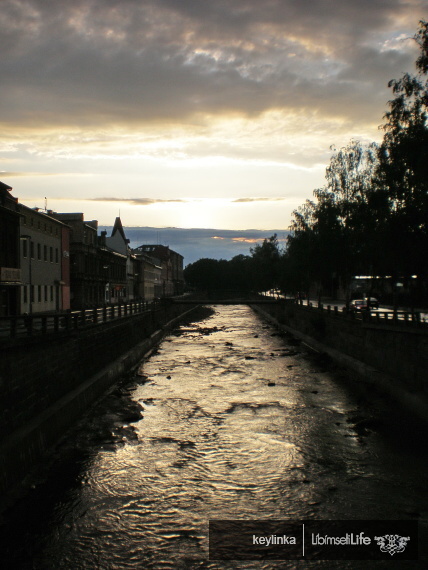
[285,141,382,300]
[250,234,282,292]
[321,140,381,286]
[284,200,318,295]
[183,258,224,290]
[377,20,428,289]
[283,21,428,305]
[183,255,256,293]
[228,254,254,291]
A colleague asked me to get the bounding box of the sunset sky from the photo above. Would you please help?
[1,0,426,231]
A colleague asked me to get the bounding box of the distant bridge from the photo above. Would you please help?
[170,290,283,303]
[170,295,280,305]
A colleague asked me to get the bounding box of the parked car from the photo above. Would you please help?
[365,297,379,309]
[349,299,368,311]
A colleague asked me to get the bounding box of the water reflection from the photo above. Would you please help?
[1,305,427,569]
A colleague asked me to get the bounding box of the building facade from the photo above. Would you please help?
[19,205,70,314]
[0,181,71,315]
[52,213,128,309]
[0,182,21,316]
[132,249,162,301]
[0,183,185,313]
[135,245,184,297]
[104,217,134,302]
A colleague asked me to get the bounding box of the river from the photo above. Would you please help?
[1,305,426,569]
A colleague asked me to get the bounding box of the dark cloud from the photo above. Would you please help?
[0,0,423,130]
[114,225,289,265]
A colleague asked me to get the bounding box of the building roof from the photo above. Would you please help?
[136,244,183,260]
[111,217,129,243]
[0,181,19,212]
[0,181,13,192]
[19,204,70,227]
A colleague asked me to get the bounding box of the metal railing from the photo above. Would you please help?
[296,300,426,327]
[0,300,162,341]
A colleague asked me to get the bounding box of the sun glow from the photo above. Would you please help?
[174,198,233,229]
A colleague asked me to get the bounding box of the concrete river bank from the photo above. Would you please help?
[1,305,427,569]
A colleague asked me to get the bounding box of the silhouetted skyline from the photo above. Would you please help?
[103,226,289,266]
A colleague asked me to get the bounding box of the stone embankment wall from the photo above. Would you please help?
[0,303,198,506]
[252,301,428,422]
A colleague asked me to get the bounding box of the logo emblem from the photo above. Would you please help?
[374,534,410,556]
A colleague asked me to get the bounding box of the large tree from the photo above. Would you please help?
[285,140,382,299]
[250,234,282,292]
[285,200,319,295]
[377,20,428,286]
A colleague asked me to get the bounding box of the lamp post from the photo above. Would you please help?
[103,265,110,304]
[133,273,139,300]
[20,234,32,314]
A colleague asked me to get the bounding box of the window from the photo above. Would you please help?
[38,285,42,302]
[50,286,54,301]
[50,247,53,262]
[23,286,28,304]
[30,285,34,303]
[44,245,47,261]
[37,243,41,260]
[45,286,48,302]
[22,240,28,258]
[55,248,59,263]
[30,241,35,259]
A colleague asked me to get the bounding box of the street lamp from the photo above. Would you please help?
[20,234,32,314]
[103,265,110,303]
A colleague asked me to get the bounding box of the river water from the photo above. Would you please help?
[1,305,427,569]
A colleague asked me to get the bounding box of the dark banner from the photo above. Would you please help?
[209,520,418,560]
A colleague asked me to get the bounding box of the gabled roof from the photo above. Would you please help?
[111,216,129,243]
[0,181,13,192]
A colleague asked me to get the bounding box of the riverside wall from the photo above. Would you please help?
[251,301,428,422]
[0,303,199,506]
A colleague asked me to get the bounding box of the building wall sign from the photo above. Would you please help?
[0,267,21,283]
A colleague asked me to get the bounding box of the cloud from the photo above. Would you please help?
[230,235,287,244]
[0,171,71,177]
[0,0,422,133]
[231,237,268,244]
[86,197,187,205]
[0,0,424,221]
[119,225,290,264]
[233,197,287,203]
[211,236,265,244]
[83,196,292,206]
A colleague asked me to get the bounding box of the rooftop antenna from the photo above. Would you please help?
[44,197,47,212]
